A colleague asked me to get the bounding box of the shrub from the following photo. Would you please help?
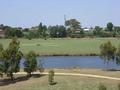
[98,83,107,90]
[48,70,55,85]
[118,83,120,90]
[24,51,37,76]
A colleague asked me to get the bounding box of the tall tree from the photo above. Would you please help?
[65,19,81,33]
[0,37,22,80]
[42,25,47,40]
[107,22,114,32]
[38,22,43,37]
[100,41,116,69]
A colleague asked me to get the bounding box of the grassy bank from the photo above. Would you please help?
[0,38,119,56]
[0,75,119,90]
[1,69,120,90]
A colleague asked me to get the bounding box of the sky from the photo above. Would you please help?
[0,0,120,28]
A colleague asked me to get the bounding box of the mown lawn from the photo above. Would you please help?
[0,38,120,55]
[0,75,120,90]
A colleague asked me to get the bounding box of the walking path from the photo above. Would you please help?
[15,72,120,81]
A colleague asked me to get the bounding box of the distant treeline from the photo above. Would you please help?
[0,19,120,39]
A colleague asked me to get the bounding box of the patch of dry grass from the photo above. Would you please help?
[0,75,120,90]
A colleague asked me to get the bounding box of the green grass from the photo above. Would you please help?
[0,38,120,56]
[0,75,119,90]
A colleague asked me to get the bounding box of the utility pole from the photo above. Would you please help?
[64,15,67,29]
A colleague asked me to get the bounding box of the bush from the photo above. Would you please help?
[24,51,37,76]
[98,83,107,90]
[118,83,120,90]
[48,70,55,85]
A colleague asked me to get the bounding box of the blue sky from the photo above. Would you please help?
[0,0,120,28]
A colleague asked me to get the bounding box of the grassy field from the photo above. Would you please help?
[0,38,120,56]
[0,75,120,90]
[1,69,120,90]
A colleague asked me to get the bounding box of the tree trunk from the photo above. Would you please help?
[10,72,14,80]
[27,72,31,77]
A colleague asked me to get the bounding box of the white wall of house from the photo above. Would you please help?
[83,28,90,31]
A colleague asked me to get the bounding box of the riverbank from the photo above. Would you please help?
[1,68,120,90]
[44,68,120,78]
[0,38,119,56]
[19,68,120,78]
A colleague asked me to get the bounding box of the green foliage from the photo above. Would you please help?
[1,21,120,38]
[0,37,23,80]
[65,19,81,31]
[100,31,113,37]
[118,83,120,90]
[107,22,113,32]
[0,43,3,52]
[49,25,67,38]
[0,64,4,77]
[42,25,47,40]
[24,51,37,76]
[27,31,36,40]
[114,26,120,35]
[5,27,23,38]
[48,70,55,85]
[116,45,120,65]
[93,26,103,37]
[100,41,116,65]
[38,22,48,39]
[38,22,43,36]
[98,83,107,90]
[0,44,4,77]
[38,59,44,73]
[79,29,85,38]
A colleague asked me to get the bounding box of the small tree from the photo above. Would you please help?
[0,44,4,77]
[100,41,116,69]
[118,83,120,90]
[38,59,44,74]
[98,83,107,90]
[116,45,120,65]
[0,37,23,80]
[24,51,37,76]
[48,70,55,85]
[0,44,3,52]
[0,64,4,77]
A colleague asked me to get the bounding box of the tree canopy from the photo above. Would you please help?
[24,51,37,76]
[0,37,23,80]
[107,22,114,32]
[65,19,81,33]
[100,41,116,65]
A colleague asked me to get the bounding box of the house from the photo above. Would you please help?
[0,29,5,37]
[83,28,90,31]
[30,26,38,31]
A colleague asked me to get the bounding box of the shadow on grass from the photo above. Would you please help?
[49,82,57,86]
[102,69,120,72]
[0,74,45,86]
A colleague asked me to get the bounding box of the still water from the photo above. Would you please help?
[20,56,120,69]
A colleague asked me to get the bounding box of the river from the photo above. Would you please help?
[20,56,120,69]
